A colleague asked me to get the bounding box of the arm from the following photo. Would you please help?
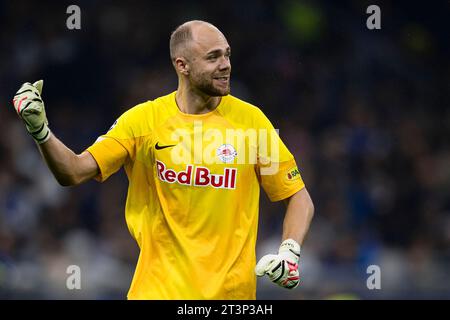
[282,187,314,245]
[12,80,101,186]
[38,134,100,186]
[255,187,314,289]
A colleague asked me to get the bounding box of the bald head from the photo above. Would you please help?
[169,20,225,63]
[170,20,231,96]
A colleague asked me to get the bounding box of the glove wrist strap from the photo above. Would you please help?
[279,239,301,259]
[30,124,51,144]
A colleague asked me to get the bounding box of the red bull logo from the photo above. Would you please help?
[156,160,237,189]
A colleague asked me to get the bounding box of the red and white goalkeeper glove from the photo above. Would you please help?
[12,80,51,144]
[255,239,301,289]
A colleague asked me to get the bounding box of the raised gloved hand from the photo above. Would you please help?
[12,80,51,144]
[255,239,301,289]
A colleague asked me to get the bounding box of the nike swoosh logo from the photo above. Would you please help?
[155,142,176,150]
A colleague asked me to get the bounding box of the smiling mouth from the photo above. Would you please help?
[214,76,229,82]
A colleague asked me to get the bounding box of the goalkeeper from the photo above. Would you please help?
[11,20,314,299]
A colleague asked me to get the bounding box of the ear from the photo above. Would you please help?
[175,57,190,76]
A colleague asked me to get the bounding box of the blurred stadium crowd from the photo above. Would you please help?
[0,1,449,299]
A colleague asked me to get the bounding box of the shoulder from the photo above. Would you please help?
[114,92,176,136]
[220,94,273,127]
[120,100,152,121]
[222,95,261,113]
[121,91,175,119]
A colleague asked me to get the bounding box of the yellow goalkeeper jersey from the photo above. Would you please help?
[86,91,305,299]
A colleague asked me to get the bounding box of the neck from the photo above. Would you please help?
[175,85,221,115]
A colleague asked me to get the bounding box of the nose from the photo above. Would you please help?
[219,56,231,71]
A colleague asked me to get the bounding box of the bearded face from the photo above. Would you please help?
[188,61,231,96]
[173,23,232,97]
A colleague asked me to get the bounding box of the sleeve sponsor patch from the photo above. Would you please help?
[286,167,301,181]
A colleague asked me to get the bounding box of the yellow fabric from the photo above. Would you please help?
[86,92,305,299]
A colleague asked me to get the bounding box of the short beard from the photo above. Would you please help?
[190,73,230,97]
